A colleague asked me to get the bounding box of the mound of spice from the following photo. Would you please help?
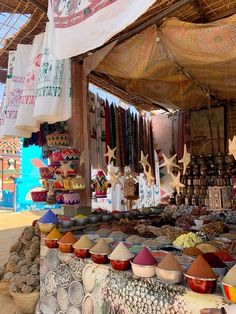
[133,247,157,266]
[186,255,217,279]
[157,253,182,271]
[90,238,112,255]
[183,247,203,257]
[74,235,94,249]
[46,228,62,240]
[74,214,88,219]
[196,243,217,253]
[40,209,58,224]
[215,250,236,262]
[202,253,226,268]
[223,264,236,286]
[59,215,71,221]
[59,231,77,244]
[109,242,134,260]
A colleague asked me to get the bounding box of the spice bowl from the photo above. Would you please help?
[73,247,91,258]
[90,252,109,264]
[224,260,236,268]
[221,282,236,303]
[60,219,73,229]
[45,238,59,249]
[212,267,228,277]
[155,267,183,284]
[74,217,89,226]
[58,242,74,253]
[130,261,156,278]
[184,273,217,294]
[39,223,56,234]
[109,258,131,271]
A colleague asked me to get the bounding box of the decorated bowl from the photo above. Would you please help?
[184,273,217,294]
[221,282,236,303]
[39,222,56,234]
[53,181,64,189]
[73,247,91,258]
[57,242,74,253]
[90,252,109,264]
[46,133,70,147]
[63,193,80,205]
[52,151,63,162]
[61,149,79,160]
[48,164,61,175]
[130,261,156,278]
[109,256,134,271]
[45,238,59,249]
[42,179,50,189]
[212,267,228,277]
[155,267,183,284]
[39,167,53,179]
[31,191,48,202]
[56,193,64,204]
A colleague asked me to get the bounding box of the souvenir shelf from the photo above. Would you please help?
[33,147,86,209]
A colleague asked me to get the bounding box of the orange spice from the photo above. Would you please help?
[59,231,77,244]
[186,255,217,279]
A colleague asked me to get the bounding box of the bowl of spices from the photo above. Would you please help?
[155,253,183,284]
[73,235,94,258]
[215,250,236,268]
[131,247,157,278]
[45,228,62,248]
[108,242,134,271]
[202,253,228,277]
[221,264,236,303]
[39,209,59,234]
[89,238,112,264]
[57,231,77,253]
[184,255,218,294]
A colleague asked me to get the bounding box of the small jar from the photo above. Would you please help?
[211,176,217,186]
[205,197,209,207]
[191,195,198,206]
[217,176,224,186]
[193,176,199,186]
[198,196,205,207]
[185,195,191,205]
[181,176,187,186]
[199,176,207,186]
[187,186,194,195]
[194,187,200,196]
[187,176,193,186]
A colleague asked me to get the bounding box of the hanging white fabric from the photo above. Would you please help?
[15,33,45,133]
[47,0,156,59]
[33,23,71,124]
[1,46,32,138]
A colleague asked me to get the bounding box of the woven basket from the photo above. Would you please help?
[0,281,11,297]
[10,290,39,314]
[46,133,70,147]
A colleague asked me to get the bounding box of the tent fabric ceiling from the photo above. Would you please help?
[94,14,236,110]
[1,0,236,110]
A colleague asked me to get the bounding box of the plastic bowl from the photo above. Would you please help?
[73,247,90,258]
[212,267,228,277]
[109,258,132,271]
[155,267,183,284]
[90,252,109,264]
[39,223,56,234]
[58,242,74,253]
[184,273,217,294]
[45,238,59,249]
[221,282,236,303]
[130,261,156,278]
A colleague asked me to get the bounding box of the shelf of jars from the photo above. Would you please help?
[176,153,236,209]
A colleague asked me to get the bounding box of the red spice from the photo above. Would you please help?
[133,247,157,266]
[202,253,226,268]
[215,250,236,262]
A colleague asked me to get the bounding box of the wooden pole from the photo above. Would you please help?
[68,57,91,206]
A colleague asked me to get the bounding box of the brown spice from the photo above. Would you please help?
[186,255,217,279]
[158,253,182,271]
[59,231,77,244]
[183,247,203,257]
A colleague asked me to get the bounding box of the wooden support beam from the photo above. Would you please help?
[191,0,208,23]
[68,57,91,206]
[26,0,47,13]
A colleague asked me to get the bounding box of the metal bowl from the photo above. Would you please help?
[212,267,228,277]
[112,212,124,220]
[89,215,101,224]
[155,267,183,284]
[74,217,89,226]
[60,219,74,229]
[101,214,113,222]
[123,211,133,218]
[184,273,217,294]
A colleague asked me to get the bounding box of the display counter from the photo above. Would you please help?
[36,244,229,314]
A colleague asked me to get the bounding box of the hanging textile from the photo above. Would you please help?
[15,33,45,133]
[33,23,71,124]
[1,46,32,138]
[109,103,116,150]
[105,100,110,164]
[47,0,156,59]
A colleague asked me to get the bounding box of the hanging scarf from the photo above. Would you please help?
[109,103,116,150]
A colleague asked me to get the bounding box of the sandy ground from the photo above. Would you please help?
[0,210,42,314]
